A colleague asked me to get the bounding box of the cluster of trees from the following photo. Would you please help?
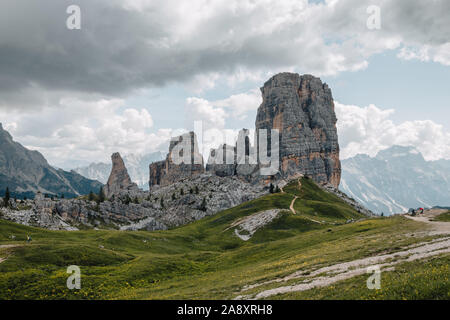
[171,186,200,200]
[88,188,143,206]
[1,187,71,208]
[1,187,24,207]
[43,193,65,200]
[82,183,206,211]
[269,183,281,194]
[88,187,106,203]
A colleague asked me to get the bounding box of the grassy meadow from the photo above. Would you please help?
[0,178,448,300]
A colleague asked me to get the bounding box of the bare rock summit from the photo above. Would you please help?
[256,73,341,187]
[149,132,204,189]
[104,152,138,197]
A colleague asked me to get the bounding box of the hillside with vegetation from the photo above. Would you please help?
[0,177,448,300]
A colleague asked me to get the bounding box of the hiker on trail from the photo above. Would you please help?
[411,209,416,216]
[420,208,424,214]
[26,235,32,243]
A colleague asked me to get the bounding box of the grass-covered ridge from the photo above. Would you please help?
[433,211,450,222]
[0,178,447,300]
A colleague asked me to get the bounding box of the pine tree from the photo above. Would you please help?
[275,185,281,193]
[189,188,193,194]
[134,196,139,204]
[172,193,176,200]
[195,186,199,194]
[180,188,184,196]
[4,187,10,207]
[97,187,105,203]
[160,197,164,208]
[269,183,274,194]
[199,197,207,212]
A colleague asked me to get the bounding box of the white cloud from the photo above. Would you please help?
[184,73,221,94]
[336,102,450,161]
[0,98,173,168]
[185,97,228,129]
[1,0,449,168]
[3,0,449,101]
[185,88,261,128]
[214,89,262,120]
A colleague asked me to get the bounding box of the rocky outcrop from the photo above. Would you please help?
[1,173,267,231]
[206,144,236,177]
[206,128,258,181]
[235,129,259,182]
[147,174,266,228]
[0,123,103,199]
[205,73,341,188]
[149,132,204,189]
[255,73,341,187]
[104,153,138,198]
[74,152,165,190]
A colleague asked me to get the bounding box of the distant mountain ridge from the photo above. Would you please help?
[74,151,165,190]
[0,123,103,198]
[340,146,450,215]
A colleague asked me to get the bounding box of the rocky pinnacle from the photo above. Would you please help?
[149,132,204,189]
[104,152,138,197]
[255,73,341,187]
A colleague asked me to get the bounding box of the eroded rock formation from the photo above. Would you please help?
[104,152,138,197]
[255,73,341,187]
[149,132,204,189]
[206,144,236,177]
[205,73,341,188]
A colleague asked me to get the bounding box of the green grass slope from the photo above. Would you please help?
[0,177,447,300]
[433,211,450,222]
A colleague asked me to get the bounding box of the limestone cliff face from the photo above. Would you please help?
[255,73,341,187]
[104,152,138,197]
[206,144,236,177]
[149,132,204,189]
[206,129,260,183]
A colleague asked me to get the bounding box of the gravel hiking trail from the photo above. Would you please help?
[236,235,450,300]
[288,179,302,215]
[404,209,450,235]
[289,196,298,215]
[287,179,322,224]
[235,208,450,299]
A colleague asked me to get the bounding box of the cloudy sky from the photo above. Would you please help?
[0,0,449,168]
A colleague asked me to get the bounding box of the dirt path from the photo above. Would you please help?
[286,179,322,224]
[236,236,450,299]
[404,209,450,235]
[288,179,302,215]
[289,196,298,215]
